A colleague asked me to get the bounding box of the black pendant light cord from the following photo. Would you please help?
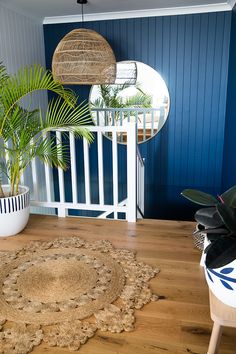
[77,0,87,27]
[81,3,84,24]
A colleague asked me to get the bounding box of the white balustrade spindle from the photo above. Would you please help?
[83,137,91,205]
[23,123,141,223]
[69,131,78,204]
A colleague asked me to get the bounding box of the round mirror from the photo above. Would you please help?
[89,61,170,144]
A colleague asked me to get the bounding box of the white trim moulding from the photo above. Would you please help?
[228,0,236,8]
[43,3,232,25]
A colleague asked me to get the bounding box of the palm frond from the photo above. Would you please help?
[0,63,8,88]
[45,98,91,126]
[0,65,77,133]
[0,161,9,181]
[125,92,152,108]
[33,137,69,170]
[0,63,93,196]
[61,126,94,143]
[1,65,76,108]
[43,97,93,142]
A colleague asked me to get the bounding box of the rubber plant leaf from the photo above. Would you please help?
[221,185,236,207]
[204,242,215,254]
[194,227,229,242]
[181,189,218,206]
[217,204,236,235]
[205,237,236,269]
[195,227,229,235]
[206,232,229,242]
[194,207,224,228]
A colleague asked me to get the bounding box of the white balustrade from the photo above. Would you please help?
[1,122,145,222]
[43,132,53,203]
[56,130,66,217]
[137,147,145,217]
[69,131,78,204]
[83,138,91,205]
[91,107,165,142]
[30,138,39,200]
[97,131,104,206]
[27,123,141,222]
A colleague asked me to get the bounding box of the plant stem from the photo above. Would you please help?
[0,183,4,198]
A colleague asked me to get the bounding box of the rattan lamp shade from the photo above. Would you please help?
[52,28,116,85]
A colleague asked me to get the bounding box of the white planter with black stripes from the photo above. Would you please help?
[0,185,30,237]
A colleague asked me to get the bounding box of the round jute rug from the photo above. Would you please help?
[0,237,159,353]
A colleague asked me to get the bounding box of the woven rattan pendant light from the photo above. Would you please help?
[52,1,116,85]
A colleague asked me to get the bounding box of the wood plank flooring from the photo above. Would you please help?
[0,215,236,353]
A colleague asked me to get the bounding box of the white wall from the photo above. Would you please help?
[0,4,48,109]
[0,4,45,72]
[0,4,54,215]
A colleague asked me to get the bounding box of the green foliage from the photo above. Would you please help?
[181,189,218,206]
[0,63,93,197]
[91,82,152,121]
[217,204,236,235]
[194,207,224,228]
[205,237,236,269]
[221,186,236,207]
[181,186,236,268]
[125,91,152,108]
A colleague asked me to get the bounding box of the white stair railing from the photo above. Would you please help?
[27,123,139,222]
[91,107,166,143]
[137,147,145,218]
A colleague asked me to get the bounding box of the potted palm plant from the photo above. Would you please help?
[0,63,92,237]
[181,186,236,307]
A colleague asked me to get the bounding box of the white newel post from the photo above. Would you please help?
[127,123,137,222]
[56,131,66,217]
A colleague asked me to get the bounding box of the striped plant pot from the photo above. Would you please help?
[0,185,30,237]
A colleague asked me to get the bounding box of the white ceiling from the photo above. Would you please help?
[0,0,235,22]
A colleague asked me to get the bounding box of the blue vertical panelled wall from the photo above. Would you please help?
[44,11,231,220]
[222,6,236,190]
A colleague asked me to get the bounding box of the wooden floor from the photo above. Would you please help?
[1,215,236,354]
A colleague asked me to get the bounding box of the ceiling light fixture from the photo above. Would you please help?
[77,0,87,23]
[52,0,116,85]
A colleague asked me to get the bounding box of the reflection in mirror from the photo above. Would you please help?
[89,61,170,144]
[114,61,137,85]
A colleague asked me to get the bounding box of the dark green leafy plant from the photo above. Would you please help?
[181,186,236,269]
